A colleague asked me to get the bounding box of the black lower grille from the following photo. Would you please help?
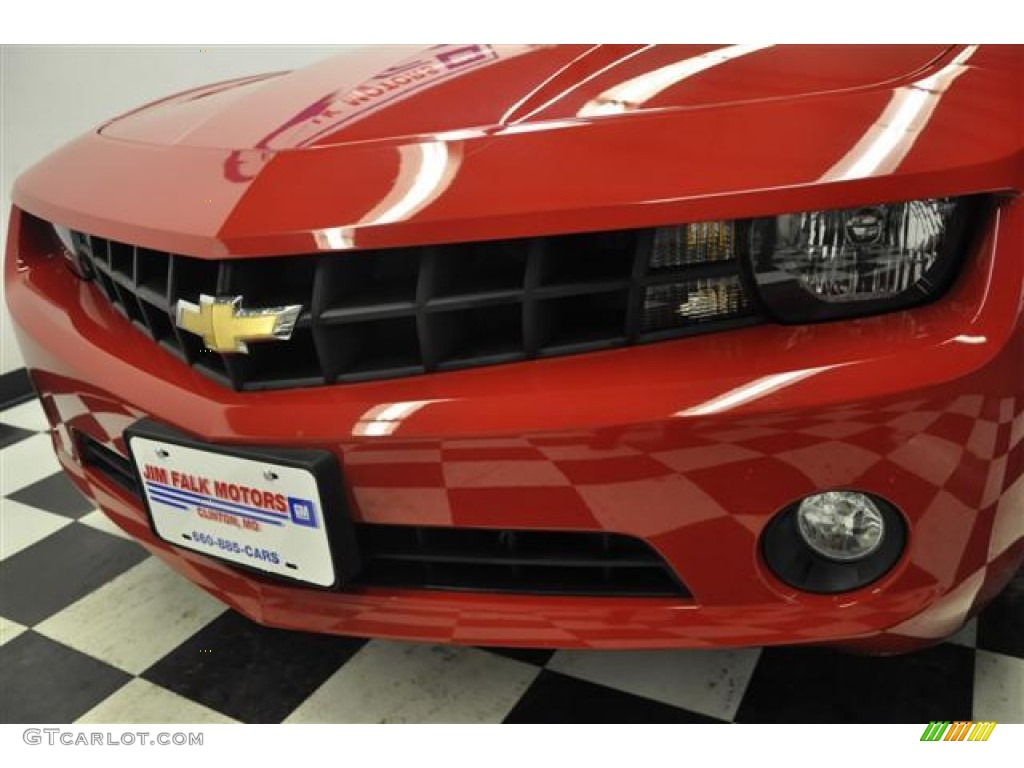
[79,433,138,493]
[66,224,759,391]
[77,435,687,598]
[355,524,687,597]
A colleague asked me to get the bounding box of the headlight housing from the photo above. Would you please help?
[642,196,977,331]
[745,197,976,323]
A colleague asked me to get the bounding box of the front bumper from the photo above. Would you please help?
[6,200,1024,651]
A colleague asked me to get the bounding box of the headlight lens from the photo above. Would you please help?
[747,197,972,323]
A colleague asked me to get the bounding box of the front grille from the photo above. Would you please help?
[69,226,760,391]
[78,434,687,598]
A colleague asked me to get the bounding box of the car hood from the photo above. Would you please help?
[98,44,955,151]
[17,44,1020,259]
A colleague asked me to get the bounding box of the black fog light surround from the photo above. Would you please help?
[761,491,907,594]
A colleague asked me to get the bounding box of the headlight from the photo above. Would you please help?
[746,197,975,323]
[642,196,977,331]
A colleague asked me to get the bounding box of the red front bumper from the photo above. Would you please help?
[6,201,1024,652]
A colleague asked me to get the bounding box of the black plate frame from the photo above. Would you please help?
[124,418,360,589]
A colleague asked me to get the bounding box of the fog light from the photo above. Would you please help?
[761,491,905,593]
[796,491,885,562]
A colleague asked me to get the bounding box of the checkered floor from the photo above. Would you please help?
[1,394,1021,724]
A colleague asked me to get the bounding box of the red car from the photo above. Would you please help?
[5,44,1022,653]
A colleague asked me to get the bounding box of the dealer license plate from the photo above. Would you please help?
[127,433,336,587]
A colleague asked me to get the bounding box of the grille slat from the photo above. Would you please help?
[522,237,546,356]
[73,226,760,391]
[78,434,138,493]
[364,552,660,568]
[625,228,654,343]
[216,261,246,390]
[109,241,134,280]
[78,435,688,598]
[309,255,335,383]
[165,255,194,364]
[89,235,111,270]
[415,246,440,372]
[320,302,418,324]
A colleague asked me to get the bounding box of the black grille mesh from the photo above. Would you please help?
[71,227,759,391]
[78,433,688,598]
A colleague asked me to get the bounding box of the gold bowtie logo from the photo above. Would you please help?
[174,294,302,354]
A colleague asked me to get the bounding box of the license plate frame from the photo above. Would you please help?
[124,418,359,588]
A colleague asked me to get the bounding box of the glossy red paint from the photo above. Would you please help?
[6,44,1024,651]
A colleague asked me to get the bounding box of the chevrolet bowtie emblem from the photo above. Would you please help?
[174,294,302,354]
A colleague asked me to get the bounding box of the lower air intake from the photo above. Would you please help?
[355,524,688,597]
[77,433,688,598]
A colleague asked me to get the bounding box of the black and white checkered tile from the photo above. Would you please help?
[1,391,1021,724]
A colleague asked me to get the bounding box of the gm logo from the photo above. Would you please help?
[920,721,996,741]
[287,497,319,529]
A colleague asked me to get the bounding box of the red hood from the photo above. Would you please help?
[14,44,1022,259]
[99,44,954,151]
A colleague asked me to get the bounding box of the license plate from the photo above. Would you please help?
[125,421,355,588]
